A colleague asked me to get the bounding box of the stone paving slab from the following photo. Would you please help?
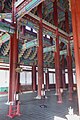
[0,90,78,120]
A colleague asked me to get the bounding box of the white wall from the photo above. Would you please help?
[0,70,9,87]
[20,71,32,85]
[0,69,77,87]
[49,73,54,84]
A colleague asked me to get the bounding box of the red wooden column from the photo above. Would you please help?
[67,42,73,100]
[8,0,18,102]
[54,0,58,94]
[22,26,25,35]
[65,10,73,100]
[45,70,49,90]
[71,0,80,114]
[32,65,36,91]
[16,73,20,93]
[61,55,66,89]
[53,0,62,103]
[8,30,18,102]
[37,3,44,98]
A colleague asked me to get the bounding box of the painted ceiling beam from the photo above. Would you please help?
[0,29,52,48]
[19,39,37,58]
[15,0,24,7]
[15,0,44,20]
[21,39,52,53]
[0,13,70,43]
[43,46,67,55]
[19,39,52,59]
[21,15,68,44]
[21,39,37,50]
[43,46,55,53]
[20,39,66,55]
[0,21,14,34]
[25,39,37,48]
[0,13,12,20]
[20,29,53,45]
[27,12,69,40]
[60,49,67,55]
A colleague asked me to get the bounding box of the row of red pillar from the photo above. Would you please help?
[0,0,80,114]
[8,0,73,101]
[3,0,80,115]
[32,66,49,92]
[53,0,73,103]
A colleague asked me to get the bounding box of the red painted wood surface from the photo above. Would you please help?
[32,65,37,91]
[54,0,62,103]
[65,10,73,100]
[8,31,18,102]
[61,55,66,89]
[8,0,19,102]
[71,0,80,114]
[37,3,44,97]
[45,71,49,90]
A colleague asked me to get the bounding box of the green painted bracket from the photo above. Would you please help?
[60,50,67,55]
[43,46,55,53]
[0,33,10,47]
[0,22,15,34]
[2,33,10,42]
[22,39,38,50]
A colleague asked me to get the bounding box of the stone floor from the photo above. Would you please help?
[0,90,78,120]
